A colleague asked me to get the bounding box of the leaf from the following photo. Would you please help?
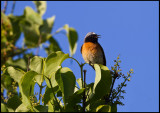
[6,58,27,70]
[20,7,43,48]
[91,64,112,101]
[1,69,14,91]
[7,66,24,83]
[15,103,30,112]
[44,73,58,88]
[67,88,85,105]
[40,16,55,34]
[76,78,82,89]
[111,103,117,112]
[45,37,61,55]
[89,100,105,112]
[55,67,76,106]
[29,56,44,74]
[44,51,69,77]
[33,105,48,112]
[19,19,40,48]
[24,7,43,25]
[43,86,59,105]
[19,71,38,107]
[7,95,22,111]
[33,1,47,17]
[96,105,111,112]
[1,103,8,112]
[63,24,78,56]
[8,14,22,44]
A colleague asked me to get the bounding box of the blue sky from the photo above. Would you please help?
[2,1,159,112]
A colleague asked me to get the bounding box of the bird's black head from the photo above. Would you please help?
[84,32,100,43]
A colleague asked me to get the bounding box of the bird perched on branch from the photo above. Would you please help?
[81,32,106,68]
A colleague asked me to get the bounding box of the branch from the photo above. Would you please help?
[83,70,86,112]
[3,1,8,14]
[11,1,16,14]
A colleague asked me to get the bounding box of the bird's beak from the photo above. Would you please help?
[97,35,101,38]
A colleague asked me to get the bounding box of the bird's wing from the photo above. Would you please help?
[98,43,106,66]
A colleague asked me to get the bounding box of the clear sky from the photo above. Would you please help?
[2,1,159,112]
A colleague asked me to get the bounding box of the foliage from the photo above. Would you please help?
[1,1,133,112]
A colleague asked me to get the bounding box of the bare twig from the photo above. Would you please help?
[27,56,30,72]
[11,1,16,14]
[3,1,8,14]
[83,70,86,112]
[36,35,42,56]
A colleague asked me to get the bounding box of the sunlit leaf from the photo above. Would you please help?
[76,78,82,89]
[90,64,112,101]
[24,7,43,25]
[96,105,111,112]
[33,1,47,17]
[6,58,27,70]
[1,103,8,112]
[40,16,55,34]
[29,56,44,74]
[44,51,69,77]
[55,67,76,106]
[19,71,38,107]
[15,103,30,112]
[63,24,78,56]
[7,66,24,83]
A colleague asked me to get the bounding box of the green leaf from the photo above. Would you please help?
[7,95,22,111]
[33,105,48,112]
[44,51,69,77]
[92,64,112,101]
[29,56,44,74]
[45,37,61,55]
[89,100,105,112]
[1,69,14,91]
[76,78,82,89]
[96,105,111,112]
[24,7,43,25]
[15,103,30,112]
[1,103,8,112]
[6,58,27,70]
[63,24,78,56]
[67,88,85,105]
[8,14,22,44]
[44,73,58,88]
[40,16,55,34]
[19,19,40,48]
[7,66,24,83]
[33,1,47,17]
[20,7,43,48]
[111,103,117,112]
[55,67,76,106]
[19,71,38,107]
[43,86,59,105]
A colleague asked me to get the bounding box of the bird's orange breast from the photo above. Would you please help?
[81,42,104,65]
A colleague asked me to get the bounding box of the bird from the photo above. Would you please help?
[81,32,106,68]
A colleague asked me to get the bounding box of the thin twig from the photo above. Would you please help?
[36,35,42,56]
[27,56,30,72]
[3,1,8,14]
[11,1,16,14]
[83,70,86,112]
